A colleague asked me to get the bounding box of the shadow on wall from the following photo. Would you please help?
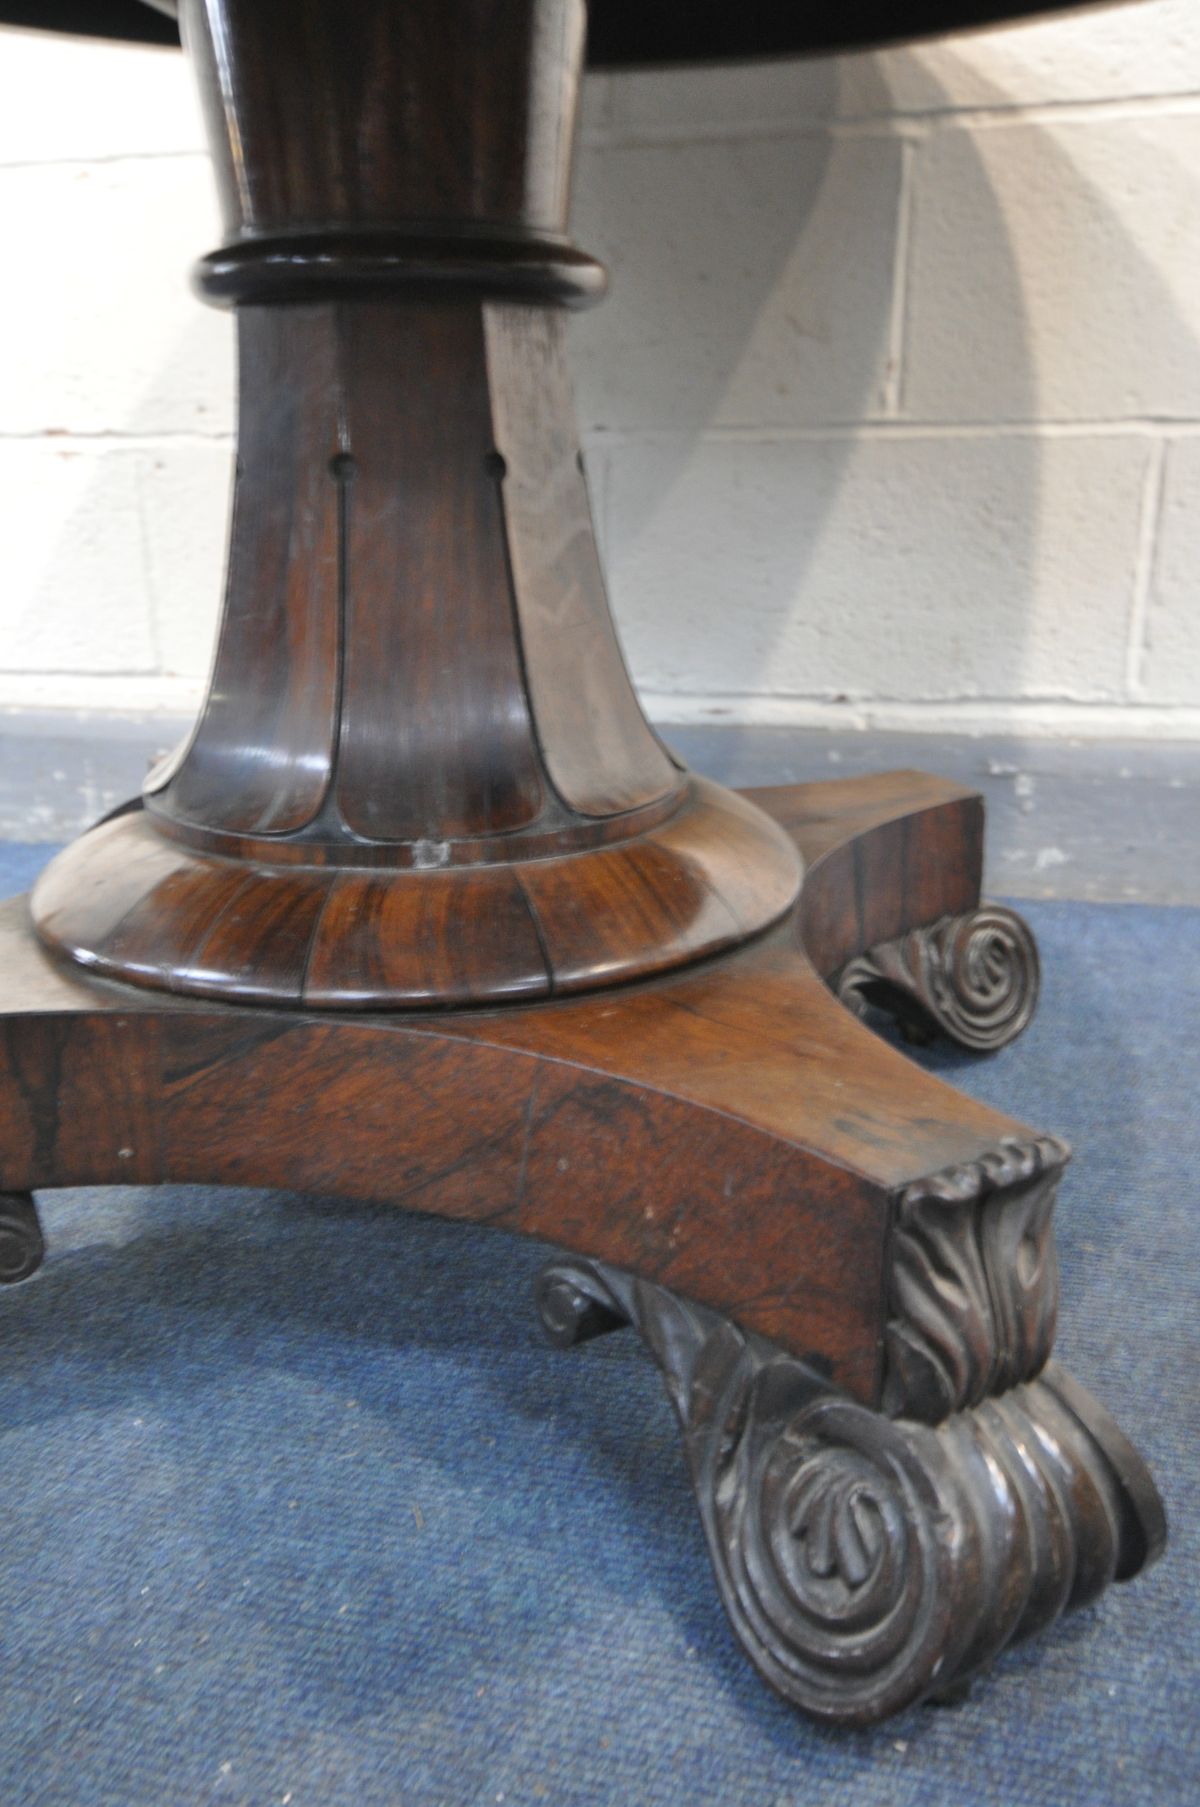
[14,38,1194,746]
[12,314,232,704]
[568,44,1187,729]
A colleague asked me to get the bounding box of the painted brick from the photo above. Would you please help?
[604,2,1200,133]
[0,157,233,436]
[570,132,903,430]
[0,26,203,163]
[0,444,158,673]
[904,114,1200,422]
[1144,439,1200,705]
[601,433,1147,703]
[0,12,1196,741]
[0,31,605,162]
[139,443,232,679]
[604,60,845,135]
[578,72,612,138]
[869,0,1200,116]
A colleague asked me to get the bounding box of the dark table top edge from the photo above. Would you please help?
[0,0,1131,71]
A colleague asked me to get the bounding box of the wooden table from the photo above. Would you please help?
[0,0,1165,1726]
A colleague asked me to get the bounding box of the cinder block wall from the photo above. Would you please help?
[0,4,1197,737]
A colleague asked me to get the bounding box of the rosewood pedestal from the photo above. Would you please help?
[1,0,1164,1727]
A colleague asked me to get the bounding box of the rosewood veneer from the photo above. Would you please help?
[0,0,1164,1727]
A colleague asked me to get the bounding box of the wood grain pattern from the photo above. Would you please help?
[21,777,1015,1403]
[48,0,768,1012]
[141,296,682,866]
[334,303,545,844]
[303,865,550,1009]
[34,780,800,1008]
[484,303,679,817]
[144,306,341,833]
[180,0,587,240]
[4,0,1164,1730]
[753,772,985,976]
[3,777,1166,1730]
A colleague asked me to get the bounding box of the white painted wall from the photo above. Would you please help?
[0,5,1198,738]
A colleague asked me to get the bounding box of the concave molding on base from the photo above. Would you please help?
[536,1256,1166,1726]
[30,778,801,1010]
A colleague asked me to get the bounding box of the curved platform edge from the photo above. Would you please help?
[536,1255,1167,1727]
[0,772,1061,1405]
[29,779,802,1011]
[0,763,1165,1726]
[748,772,1040,1051]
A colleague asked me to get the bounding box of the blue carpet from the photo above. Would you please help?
[0,843,1195,1807]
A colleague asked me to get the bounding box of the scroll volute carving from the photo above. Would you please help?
[536,1256,1164,1725]
[837,906,1041,1052]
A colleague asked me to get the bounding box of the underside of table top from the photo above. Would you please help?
[0,0,1121,64]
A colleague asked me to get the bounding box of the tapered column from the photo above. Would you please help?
[31,0,802,1007]
[152,0,682,858]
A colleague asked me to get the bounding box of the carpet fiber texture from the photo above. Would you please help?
[0,843,1195,1807]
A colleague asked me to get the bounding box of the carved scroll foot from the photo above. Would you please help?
[536,1257,1166,1727]
[0,1191,44,1284]
[835,905,1040,1052]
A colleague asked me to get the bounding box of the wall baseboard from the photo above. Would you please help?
[2,711,1196,904]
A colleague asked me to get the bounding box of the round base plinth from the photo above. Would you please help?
[31,779,802,1011]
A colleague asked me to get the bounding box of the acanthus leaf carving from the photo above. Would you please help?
[883,1136,1065,1422]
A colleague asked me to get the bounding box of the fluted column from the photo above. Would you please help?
[31,0,802,1006]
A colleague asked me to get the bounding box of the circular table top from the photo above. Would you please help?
[0,0,1115,66]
